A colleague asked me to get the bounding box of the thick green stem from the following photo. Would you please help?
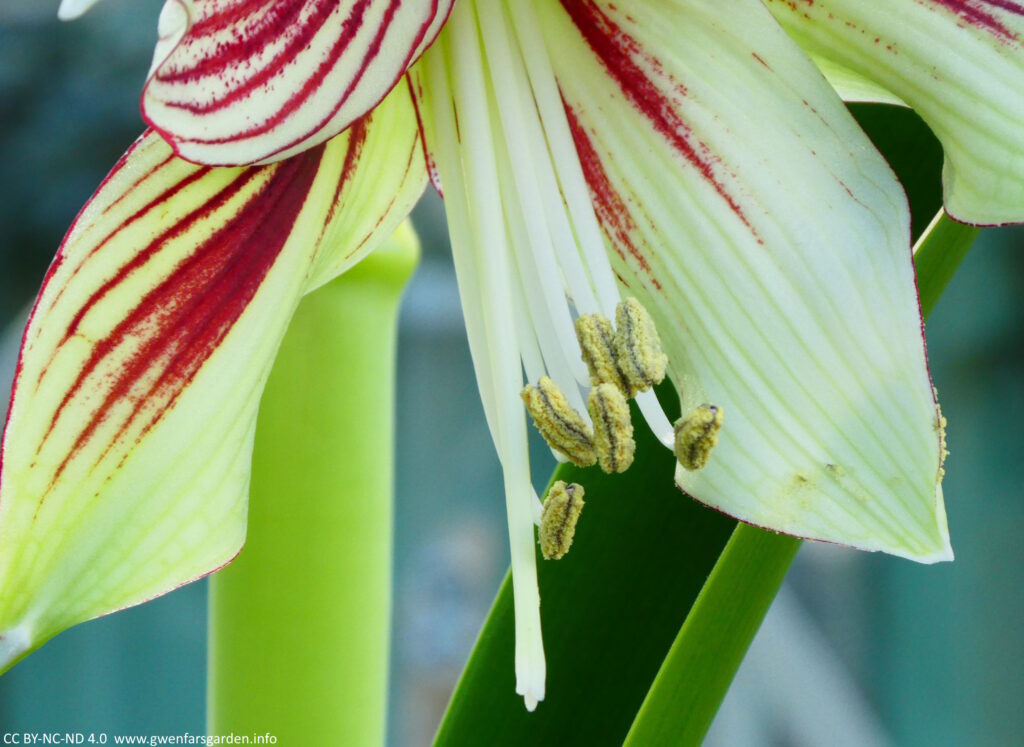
[207,226,418,744]
[620,207,979,746]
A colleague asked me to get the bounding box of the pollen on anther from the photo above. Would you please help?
[934,388,949,480]
[615,298,668,397]
[575,313,629,392]
[539,481,585,560]
[588,383,635,474]
[674,404,723,471]
[522,376,597,467]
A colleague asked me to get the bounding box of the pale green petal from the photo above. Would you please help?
[0,87,423,670]
[536,0,950,561]
[307,81,427,291]
[811,55,908,106]
[766,0,1024,225]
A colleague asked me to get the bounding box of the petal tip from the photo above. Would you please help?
[890,533,954,564]
[57,0,100,21]
[0,623,33,674]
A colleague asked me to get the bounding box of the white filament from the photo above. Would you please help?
[506,0,623,317]
[423,0,680,710]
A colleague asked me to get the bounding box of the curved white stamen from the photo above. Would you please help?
[506,0,675,444]
[510,259,547,387]
[424,0,686,711]
[525,121,601,317]
[479,4,591,390]
[492,15,601,318]
[636,389,677,449]
[446,2,546,711]
[424,49,501,451]
[497,147,589,413]
[507,0,621,317]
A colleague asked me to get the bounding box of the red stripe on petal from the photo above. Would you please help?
[323,117,370,229]
[39,145,325,496]
[100,153,177,218]
[158,1,363,111]
[927,0,1022,42]
[565,104,661,291]
[0,132,158,483]
[340,131,422,263]
[45,166,216,339]
[560,0,762,243]
[407,71,443,194]
[166,1,315,76]
[38,168,255,437]
[145,0,452,162]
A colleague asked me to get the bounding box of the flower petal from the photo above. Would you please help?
[765,0,1024,225]
[307,80,427,290]
[0,85,424,670]
[141,0,454,165]
[57,0,104,20]
[810,56,908,106]
[536,0,950,561]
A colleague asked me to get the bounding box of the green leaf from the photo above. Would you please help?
[622,526,801,746]
[433,387,736,745]
[913,211,981,319]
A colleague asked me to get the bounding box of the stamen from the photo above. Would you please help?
[615,298,668,397]
[505,0,622,316]
[521,377,597,467]
[575,314,629,392]
[588,383,636,473]
[539,481,585,560]
[477,0,590,389]
[674,404,724,471]
[437,1,546,713]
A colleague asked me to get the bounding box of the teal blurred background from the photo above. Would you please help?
[0,2,1020,745]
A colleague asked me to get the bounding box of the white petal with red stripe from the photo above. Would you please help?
[142,0,454,165]
[536,0,950,561]
[0,83,424,670]
[766,0,1024,225]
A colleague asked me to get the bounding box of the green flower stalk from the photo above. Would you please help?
[2,0,1023,712]
[208,226,418,741]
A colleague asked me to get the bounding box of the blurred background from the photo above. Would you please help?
[0,2,1020,745]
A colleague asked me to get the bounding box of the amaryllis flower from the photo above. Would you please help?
[3,0,1022,710]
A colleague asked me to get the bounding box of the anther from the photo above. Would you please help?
[539,481,585,560]
[615,298,668,397]
[674,404,723,471]
[575,314,629,392]
[588,383,635,473]
[522,376,597,467]
[934,388,949,480]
